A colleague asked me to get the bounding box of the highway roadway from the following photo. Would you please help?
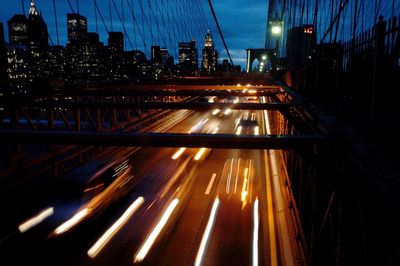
[1,96,282,266]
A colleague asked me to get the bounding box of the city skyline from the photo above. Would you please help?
[0,0,269,68]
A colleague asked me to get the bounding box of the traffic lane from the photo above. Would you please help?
[91,158,199,266]
[149,148,266,266]
[151,148,238,265]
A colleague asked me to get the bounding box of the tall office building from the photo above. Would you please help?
[286,25,316,71]
[178,39,198,75]
[108,32,124,79]
[108,32,124,52]
[0,23,6,88]
[67,13,88,43]
[8,15,29,45]
[27,0,48,84]
[66,32,105,81]
[201,30,218,73]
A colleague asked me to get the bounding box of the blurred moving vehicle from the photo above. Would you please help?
[235,111,260,135]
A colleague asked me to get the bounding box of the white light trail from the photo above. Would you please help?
[253,198,259,266]
[171,147,186,160]
[254,126,260,136]
[18,207,54,233]
[236,126,242,135]
[54,208,90,235]
[212,109,220,115]
[87,197,144,258]
[134,199,179,262]
[194,197,221,266]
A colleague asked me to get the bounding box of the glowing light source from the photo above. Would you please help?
[172,147,186,160]
[194,148,207,161]
[88,197,144,258]
[236,126,242,135]
[212,109,220,115]
[224,108,232,115]
[54,208,90,235]
[271,25,281,35]
[194,198,220,266]
[262,55,267,60]
[18,207,54,233]
[253,198,259,266]
[254,126,259,136]
[134,199,179,262]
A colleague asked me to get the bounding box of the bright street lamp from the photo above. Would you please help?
[271,25,281,35]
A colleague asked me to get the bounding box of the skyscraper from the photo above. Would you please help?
[28,0,48,49]
[27,0,48,85]
[108,32,124,79]
[8,15,29,45]
[0,23,6,93]
[178,39,198,76]
[201,30,218,73]
[67,13,88,43]
[108,32,124,52]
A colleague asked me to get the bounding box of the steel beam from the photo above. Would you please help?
[0,101,297,111]
[0,131,341,150]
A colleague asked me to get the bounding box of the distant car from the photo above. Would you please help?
[235,111,260,135]
[51,158,136,236]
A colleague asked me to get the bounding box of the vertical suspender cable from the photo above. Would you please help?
[52,0,60,45]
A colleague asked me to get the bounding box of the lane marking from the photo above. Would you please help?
[204,173,217,195]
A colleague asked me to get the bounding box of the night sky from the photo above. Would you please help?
[0,0,269,69]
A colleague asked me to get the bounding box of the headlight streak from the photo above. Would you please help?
[18,207,54,233]
[194,148,207,161]
[254,126,260,136]
[194,197,221,266]
[226,158,234,193]
[241,168,249,202]
[236,125,242,135]
[212,109,220,115]
[134,199,179,263]
[194,126,218,161]
[87,197,144,258]
[253,198,259,266]
[171,147,186,160]
[54,208,90,235]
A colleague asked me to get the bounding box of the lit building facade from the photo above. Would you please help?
[67,13,88,43]
[201,30,218,73]
[178,39,198,76]
[27,0,49,84]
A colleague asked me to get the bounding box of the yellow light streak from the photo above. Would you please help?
[171,147,186,160]
[194,148,207,161]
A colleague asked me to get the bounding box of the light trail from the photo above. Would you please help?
[87,197,144,258]
[134,199,179,263]
[194,197,221,266]
[171,147,186,160]
[18,207,54,233]
[54,208,90,235]
[194,147,207,161]
[253,198,259,266]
